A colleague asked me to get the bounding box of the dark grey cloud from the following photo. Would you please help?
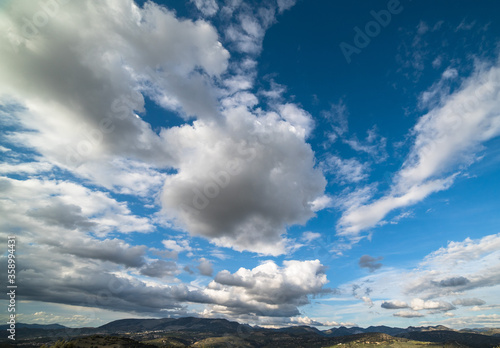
[27,200,96,230]
[214,270,255,288]
[452,298,486,306]
[434,276,470,287]
[140,260,178,278]
[197,258,213,276]
[151,248,179,261]
[8,247,186,314]
[5,249,331,318]
[359,255,383,272]
[381,300,409,309]
[351,284,360,296]
[183,265,194,274]
[50,238,147,268]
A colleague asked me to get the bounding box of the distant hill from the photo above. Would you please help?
[98,316,241,335]
[322,325,450,337]
[276,325,324,336]
[363,325,408,336]
[407,325,453,332]
[323,326,365,336]
[397,330,500,348]
[460,327,500,336]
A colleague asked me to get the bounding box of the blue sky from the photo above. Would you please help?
[1,0,500,329]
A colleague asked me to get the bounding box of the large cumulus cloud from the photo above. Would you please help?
[160,106,326,255]
[204,260,331,317]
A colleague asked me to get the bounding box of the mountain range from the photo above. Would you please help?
[3,317,500,348]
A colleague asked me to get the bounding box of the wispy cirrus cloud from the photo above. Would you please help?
[337,59,500,240]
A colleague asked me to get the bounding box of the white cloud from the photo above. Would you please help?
[456,20,476,31]
[403,233,500,299]
[337,176,454,237]
[0,161,53,174]
[323,155,368,184]
[277,0,296,13]
[0,176,154,236]
[310,195,333,212]
[397,62,500,189]
[205,260,330,317]
[162,239,193,253]
[291,316,319,325]
[333,233,500,326]
[220,91,259,109]
[332,185,376,212]
[409,298,455,311]
[432,56,443,69]
[221,0,295,56]
[469,304,500,311]
[421,233,500,268]
[225,16,266,54]
[223,75,254,94]
[362,296,374,307]
[343,126,387,162]
[442,67,459,79]
[260,80,287,101]
[301,231,321,243]
[417,21,429,35]
[71,158,168,197]
[0,0,229,195]
[337,59,500,239]
[278,103,314,138]
[381,300,409,309]
[191,0,219,17]
[322,100,349,144]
